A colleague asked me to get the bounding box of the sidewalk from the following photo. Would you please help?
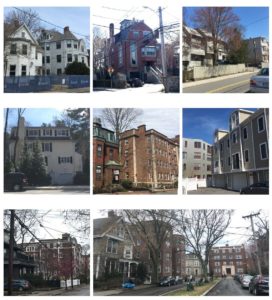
[25,185,89,191]
[94,284,155,296]
[183,70,257,88]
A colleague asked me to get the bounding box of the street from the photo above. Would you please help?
[183,72,256,93]
[206,277,253,296]
[6,185,90,194]
[94,283,184,296]
[94,83,165,94]
[187,187,239,195]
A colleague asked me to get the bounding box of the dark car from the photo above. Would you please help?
[249,275,269,295]
[128,77,144,87]
[4,279,32,291]
[159,276,176,287]
[4,172,28,192]
[240,182,269,194]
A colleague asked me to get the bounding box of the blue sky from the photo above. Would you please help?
[4,7,90,43]
[183,108,257,144]
[184,7,269,39]
[5,108,64,131]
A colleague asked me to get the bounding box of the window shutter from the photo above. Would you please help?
[70,156,73,164]
[58,157,61,164]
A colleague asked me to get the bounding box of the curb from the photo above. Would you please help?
[160,285,185,296]
[201,279,222,296]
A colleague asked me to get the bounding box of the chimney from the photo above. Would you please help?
[138,124,146,133]
[64,26,69,34]
[108,210,115,218]
[93,117,102,127]
[109,23,114,38]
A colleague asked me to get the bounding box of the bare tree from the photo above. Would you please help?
[191,7,239,65]
[62,210,90,236]
[175,210,233,279]
[93,27,108,79]
[101,108,143,137]
[122,209,176,283]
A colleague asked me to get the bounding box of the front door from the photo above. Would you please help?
[112,169,120,184]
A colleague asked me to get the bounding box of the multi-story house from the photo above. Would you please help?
[4,230,37,281]
[20,233,83,280]
[107,19,161,82]
[212,108,269,191]
[4,23,43,77]
[93,211,138,280]
[209,244,247,276]
[38,26,89,75]
[183,138,212,181]
[183,25,227,69]
[245,37,269,66]
[93,118,122,189]
[9,117,83,185]
[185,254,203,277]
[120,125,179,188]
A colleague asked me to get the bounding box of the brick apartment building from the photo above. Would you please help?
[209,244,247,277]
[107,19,161,82]
[212,108,269,191]
[183,138,212,180]
[120,125,179,188]
[20,233,84,280]
[93,211,186,283]
[93,118,122,189]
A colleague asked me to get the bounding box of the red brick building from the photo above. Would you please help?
[93,118,122,189]
[209,244,248,277]
[108,19,161,82]
[120,125,179,188]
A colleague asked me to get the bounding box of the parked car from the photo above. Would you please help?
[233,274,241,281]
[122,279,135,289]
[239,274,251,284]
[250,68,269,93]
[128,77,144,87]
[240,182,269,194]
[241,275,253,288]
[4,172,28,192]
[249,275,269,295]
[159,276,176,287]
[175,276,183,284]
[4,279,32,291]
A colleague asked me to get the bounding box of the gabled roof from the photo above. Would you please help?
[9,23,38,45]
[41,29,78,42]
[93,216,121,236]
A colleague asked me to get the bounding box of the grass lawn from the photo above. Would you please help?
[166,279,221,296]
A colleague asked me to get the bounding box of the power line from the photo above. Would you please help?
[12,7,89,39]
[102,6,143,13]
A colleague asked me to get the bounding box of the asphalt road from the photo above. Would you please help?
[110,284,184,296]
[188,187,239,195]
[206,277,253,296]
[183,73,255,93]
[5,186,90,194]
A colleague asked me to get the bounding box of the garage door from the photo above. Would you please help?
[54,173,74,185]
[213,175,225,188]
[232,173,247,191]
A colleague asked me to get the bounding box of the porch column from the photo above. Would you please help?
[128,262,131,278]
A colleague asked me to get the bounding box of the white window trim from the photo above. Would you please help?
[257,116,265,133]
[259,142,268,160]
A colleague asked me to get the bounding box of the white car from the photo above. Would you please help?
[250,68,269,93]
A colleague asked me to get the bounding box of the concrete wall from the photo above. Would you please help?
[193,64,246,80]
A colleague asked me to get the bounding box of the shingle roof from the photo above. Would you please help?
[93,216,121,236]
[41,29,78,42]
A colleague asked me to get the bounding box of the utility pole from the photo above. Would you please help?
[8,210,15,296]
[242,212,262,275]
[158,6,167,89]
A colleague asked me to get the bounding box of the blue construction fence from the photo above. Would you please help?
[4,75,90,92]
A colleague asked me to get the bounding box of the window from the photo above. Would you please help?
[46,56,50,63]
[125,139,128,145]
[27,129,40,137]
[96,165,102,180]
[184,140,188,148]
[228,156,231,166]
[232,132,237,144]
[125,150,128,157]
[109,148,114,160]
[130,41,137,65]
[10,44,17,54]
[74,54,78,62]
[194,141,201,148]
[22,44,27,55]
[46,44,50,51]
[118,44,123,66]
[81,57,85,63]
[125,160,128,167]
[57,55,62,63]
[67,41,71,48]
[141,46,156,56]
[55,129,69,137]
[67,54,73,62]
[57,68,62,75]
[227,139,230,148]
[21,65,27,76]
[81,45,84,52]
[260,143,268,160]
[106,239,118,254]
[244,149,249,162]
[133,31,139,38]
[58,156,73,164]
[243,127,248,139]
[97,144,102,157]
[183,152,187,159]
[74,43,78,49]
[46,69,50,75]
[232,153,240,169]
[258,116,265,132]
[22,32,25,38]
[56,41,61,49]
[43,129,52,136]
[194,163,201,170]
[183,163,186,171]
[42,142,52,152]
[220,142,223,152]
[194,152,201,159]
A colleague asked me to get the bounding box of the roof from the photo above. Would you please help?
[93,216,121,236]
[183,25,202,37]
[105,160,122,167]
[8,23,38,45]
[40,29,78,42]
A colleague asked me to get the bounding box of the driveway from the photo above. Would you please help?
[187,187,239,195]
